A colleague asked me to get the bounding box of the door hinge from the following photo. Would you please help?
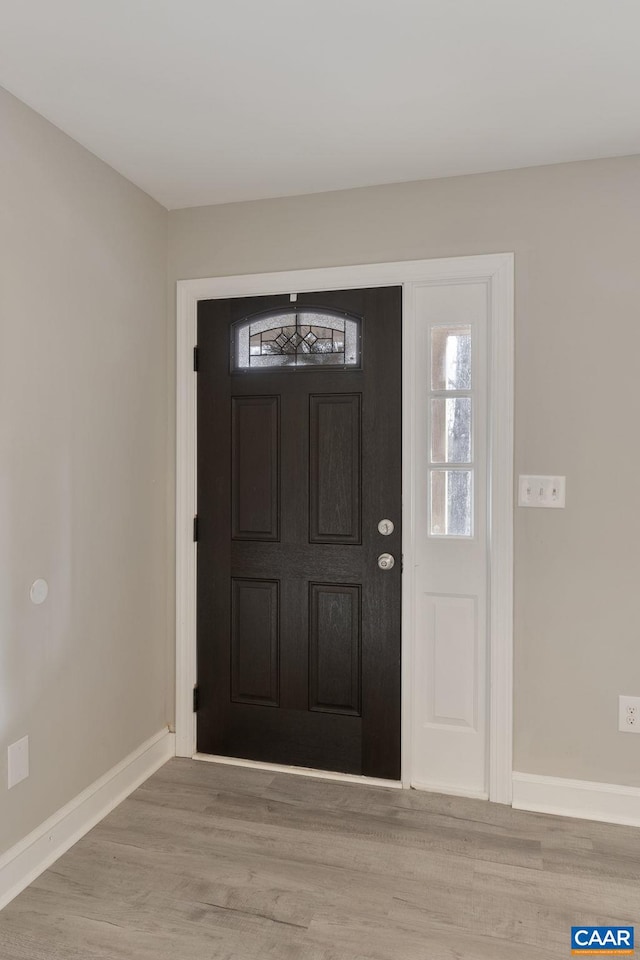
[193,345,199,371]
[193,515,199,542]
[193,686,199,713]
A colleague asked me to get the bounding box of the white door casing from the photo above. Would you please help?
[175,254,514,802]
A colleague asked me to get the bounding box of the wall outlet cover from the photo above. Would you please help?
[618,695,640,733]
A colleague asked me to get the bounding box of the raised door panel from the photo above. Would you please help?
[309,583,361,716]
[232,396,279,541]
[231,579,279,706]
[309,394,361,544]
[421,593,477,729]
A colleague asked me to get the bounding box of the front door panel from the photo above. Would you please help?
[196,287,401,779]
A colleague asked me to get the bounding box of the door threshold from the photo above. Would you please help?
[192,753,402,789]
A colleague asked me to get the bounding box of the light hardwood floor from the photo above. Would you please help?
[1,759,639,959]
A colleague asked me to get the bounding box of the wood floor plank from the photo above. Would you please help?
[1,757,639,959]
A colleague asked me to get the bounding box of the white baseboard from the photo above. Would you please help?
[193,753,402,789]
[0,728,175,911]
[512,771,640,828]
[411,778,489,801]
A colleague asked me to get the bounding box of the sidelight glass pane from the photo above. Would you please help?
[430,469,473,537]
[232,307,361,370]
[431,325,471,391]
[430,397,472,463]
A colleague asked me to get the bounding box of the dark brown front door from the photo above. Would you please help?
[196,286,402,779]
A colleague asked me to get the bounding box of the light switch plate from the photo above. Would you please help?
[518,475,566,508]
[8,735,29,788]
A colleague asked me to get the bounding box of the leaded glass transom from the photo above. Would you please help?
[232,307,361,370]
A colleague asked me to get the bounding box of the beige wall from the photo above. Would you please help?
[2,76,636,855]
[169,155,640,789]
[0,87,170,855]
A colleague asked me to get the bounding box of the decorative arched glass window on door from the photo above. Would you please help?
[231,306,362,370]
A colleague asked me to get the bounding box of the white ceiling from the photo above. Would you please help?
[1,0,640,209]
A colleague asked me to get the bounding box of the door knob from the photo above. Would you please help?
[377,519,394,536]
[377,553,395,571]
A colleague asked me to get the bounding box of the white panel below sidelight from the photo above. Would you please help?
[424,594,477,730]
[413,588,486,794]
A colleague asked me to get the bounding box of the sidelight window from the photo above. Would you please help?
[231,307,361,370]
[429,325,473,537]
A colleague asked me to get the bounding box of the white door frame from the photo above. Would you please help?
[175,253,514,803]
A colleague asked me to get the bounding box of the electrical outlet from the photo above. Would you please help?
[618,696,640,733]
